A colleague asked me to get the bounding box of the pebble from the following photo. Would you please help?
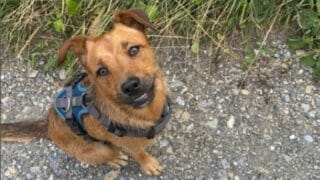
[59,69,66,80]
[289,134,296,140]
[176,96,185,106]
[180,111,190,122]
[170,80,184,88]
[227,116,235,128]
[28,70,39,78]
[301,103,310,113]
[166,146,174,154]
[206,119,219,129]
[4,166,16,177]
[304,135,314,143]
[159,139,169,148]
[30,166,40,174]
[1,113,7,121]
[305,85,314,94]
[48,174,54,180]
[241,89,250,96]
[308,111,316,118]
[200,100,215,109]
[283,94,290,102]
[221,159,230,169]
[104,170,119,180]
[270,145,276,151]
[1,97,10,107]
[186,124,194,131]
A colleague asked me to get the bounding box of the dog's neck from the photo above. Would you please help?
[87,75,167,129]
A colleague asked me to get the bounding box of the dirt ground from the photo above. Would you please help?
[1,35,319,179]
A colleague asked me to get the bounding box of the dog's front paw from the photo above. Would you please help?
[107,152,128,168]
[140,155,163,176]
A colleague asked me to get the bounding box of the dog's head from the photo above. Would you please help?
[57,9,162,109]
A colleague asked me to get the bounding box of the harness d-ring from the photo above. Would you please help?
[62,97,71,112]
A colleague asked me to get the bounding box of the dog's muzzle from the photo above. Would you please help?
[119,76,155,108]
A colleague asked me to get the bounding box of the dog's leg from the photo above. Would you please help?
[130,150,163,176]
[47,108,128,167]
[112,139,164,175]
[83,116,164,175]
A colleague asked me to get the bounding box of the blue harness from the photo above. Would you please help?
[54,73,171,139]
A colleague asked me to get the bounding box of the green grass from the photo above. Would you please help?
[1,0,319,80]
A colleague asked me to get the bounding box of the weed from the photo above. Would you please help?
[0,0,319,80]
[288,1,320,80]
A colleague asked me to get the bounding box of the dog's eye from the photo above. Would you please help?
[97,67,108,76]
[128,46,140,56]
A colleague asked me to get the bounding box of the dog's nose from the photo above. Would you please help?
[121,77,141,95]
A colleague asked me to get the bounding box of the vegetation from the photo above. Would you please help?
[1,0,319,79]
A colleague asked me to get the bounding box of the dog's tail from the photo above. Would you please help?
[0,119,48,142]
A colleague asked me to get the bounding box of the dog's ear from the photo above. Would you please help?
[57,35,88,66]
[114,9,157,32]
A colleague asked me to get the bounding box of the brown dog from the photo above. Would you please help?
[1,9,169,176]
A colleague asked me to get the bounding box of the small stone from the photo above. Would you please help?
[308,111,316,118]
[5,166,17,177]
[48,174,54,180]
[301,103,310,113]
[28,70,38,78]
[270,145,276,151]
[206,119,218,129]
[198,99,214,108]
[180,111,190,122]
[241,89,250,96]
[283,154,292,162]
[159,139,169,148]
[176,96,185,106]
[281,63,289,71]
[59,69,66,80]
[305,85,314,94]
[304,135,314,143]
[170,80,184,88]
[1,114,7,121]
[232,89,239,95]
[227,116,235,128]
[186,124,194,131]
[283,94,290,102]
[166,146,173,154]
[22,106,32,113]
[104,170,120,180]
[221,159,230,169]
[30,166,40,174]
[174,109,183,119]
[289,134,296,140]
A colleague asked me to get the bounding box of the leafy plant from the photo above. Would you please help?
[288,2,320,80]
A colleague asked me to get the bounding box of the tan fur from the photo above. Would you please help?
[1,9,168,176]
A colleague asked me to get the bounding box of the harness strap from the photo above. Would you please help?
[65,86,73,120]
[54,73,171,139]
[84,100,171,139]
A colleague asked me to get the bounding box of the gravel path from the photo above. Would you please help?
[1,39,319,179]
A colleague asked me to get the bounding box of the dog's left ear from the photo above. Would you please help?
[57,35,88,67]
[114,9,157,32]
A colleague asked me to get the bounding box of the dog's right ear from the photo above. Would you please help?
[114,9,157,32]
[57,36,88,66]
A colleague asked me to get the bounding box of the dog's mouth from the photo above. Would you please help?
[132,85,155,108]
[119,83,155,109]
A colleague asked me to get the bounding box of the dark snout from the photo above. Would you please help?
[121,77,141,96]
[119,76,155,108]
